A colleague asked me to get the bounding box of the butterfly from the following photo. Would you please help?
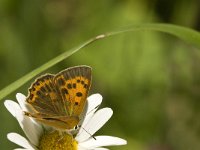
[24,66,92,130]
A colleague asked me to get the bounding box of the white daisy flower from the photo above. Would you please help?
[4,93,127,150]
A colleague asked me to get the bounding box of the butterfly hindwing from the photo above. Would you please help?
[26,74,66,117]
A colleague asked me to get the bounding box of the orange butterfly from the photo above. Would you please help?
[24,66,91,130]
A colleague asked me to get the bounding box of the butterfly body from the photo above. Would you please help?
[25,66,92,130]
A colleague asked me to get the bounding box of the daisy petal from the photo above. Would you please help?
[94,148,109,150]
[79,136,127,148]
[77,146,87,150]
[4,100,21,117]
[16,93,28,111]
[7,133,36,150]
[78,146,109,150]
[4,99,43,146]
[86,94,102,114]
[78,94,103,133]
[76,108,113,142]
[15,109,43,146]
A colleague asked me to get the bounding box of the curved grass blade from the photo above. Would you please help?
[0,23,200,100]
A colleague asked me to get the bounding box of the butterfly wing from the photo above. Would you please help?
[26,74,66,117]
[25,66,91,129]
[54,66,92,118]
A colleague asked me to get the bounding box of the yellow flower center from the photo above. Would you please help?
[39,130,78,150]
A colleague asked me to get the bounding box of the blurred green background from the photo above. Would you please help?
[1,0,200,149]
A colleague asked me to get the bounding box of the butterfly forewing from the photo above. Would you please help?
[54,66,92,117]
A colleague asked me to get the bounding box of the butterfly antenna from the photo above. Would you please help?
[81,126,96,140]
[78,104,101,140]
[77,125,96,140]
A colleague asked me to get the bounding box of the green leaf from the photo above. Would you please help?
[0,23,200,100]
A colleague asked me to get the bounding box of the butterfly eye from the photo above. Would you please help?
[74,125,80,130]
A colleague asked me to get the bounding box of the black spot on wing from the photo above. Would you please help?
[29,94,34,100]
[67,83,72,89]
[57,78,65,86]
[76,92,82,97]
[73,83,76,88]
[61,88,68,95]
[60,88,68,101]
[36,91,41,96]
[84,84,88,89]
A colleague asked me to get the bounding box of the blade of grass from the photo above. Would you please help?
[108,23,200,48]
[0,23,200,100]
